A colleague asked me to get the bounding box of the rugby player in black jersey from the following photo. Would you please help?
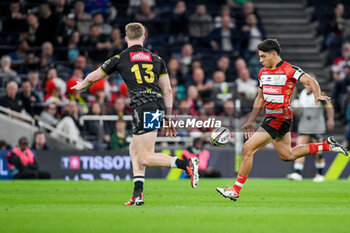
[72,22,199,206]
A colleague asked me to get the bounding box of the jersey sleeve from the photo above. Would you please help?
[291,65,305,81]
[258,69,263,88]
[158,56,168,78]
[100,55,120,76]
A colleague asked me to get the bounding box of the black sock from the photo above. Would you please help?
[133,176,145,196]
[317,168,323,175]
[295,169,302,175]
[175,158,189,170]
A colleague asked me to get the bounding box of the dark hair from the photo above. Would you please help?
[257,39,281,55]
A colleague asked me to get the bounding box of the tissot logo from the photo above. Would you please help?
[61,155,132,170]
[130,52,152,62]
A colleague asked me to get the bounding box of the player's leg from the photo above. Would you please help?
[312,136,326,182]
[287,135,310,181]
[216,127,272,201]
[273,133,348,161]
[133,131,199,188]
[124,137,146,206]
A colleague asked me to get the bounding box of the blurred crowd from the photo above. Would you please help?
[0,0,264,149]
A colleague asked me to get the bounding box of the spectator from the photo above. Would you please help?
[9,38,31,74]
[54,0,69,17]
[26,13,39,46]
[3,1,26,32]
[67,31,81,61]
[221,100,235,129]
[92,12,112,35]
[0,55,17,78]
[74,0,93,35]
[31,131,51,151]
[214,5,235,29]
[0,140,11,151]
[43,68,67,105]
[212,70,235,103]
[182,138,221,177]
[35,4,61,45]
[175,43,194,76]
[186,85,200,115]
[107,119,131,150]
[169,1,188,36]
[234,57,248,78]
[83,102,109,149]
[327,3,346,58]
[39,102,60,127]
[208,15,240,53]
[331,41,350,112]
[236,2,261,30]
[189,4,213,38]
[55,101,83,144]
[216,55,235,82]
[18,79,40,116]
[187,67,213,99]
[73,56,92,76]
[135,1,156,22]
[6,137,51,179]
[105,97,131,133]
[168,58,185,85]
[235,68,257,112]
[110,27,124,55]
[0,81,23,112]
[40,42,56,71]
[82,24,111,63]
[202,99,216,116]
[241,13,266,58]
[28,71,43,100]
[57,13,77,46]
[247,49,263,79]
[66,76,88,114]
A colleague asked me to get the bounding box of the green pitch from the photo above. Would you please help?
[0,179,349,233]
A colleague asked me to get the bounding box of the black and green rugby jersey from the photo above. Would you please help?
[100,45,168,108]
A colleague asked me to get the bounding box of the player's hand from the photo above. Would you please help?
[240,121,255,139]
[71,81,91,91]
[71,81,84,91]
[315,95,331,105]
[162,119,177,138]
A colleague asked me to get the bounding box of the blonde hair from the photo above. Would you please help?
[125,22,145,41]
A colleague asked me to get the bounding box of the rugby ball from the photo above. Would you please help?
[210,127,231,147]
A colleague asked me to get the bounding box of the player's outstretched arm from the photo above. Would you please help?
[299,73,331,104]
[240,88,265,139]
[159,74,177,138]
[71,68,106,92]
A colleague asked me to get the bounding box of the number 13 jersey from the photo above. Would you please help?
[100,45,168,108]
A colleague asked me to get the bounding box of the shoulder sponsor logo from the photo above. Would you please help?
[130,52,152,62]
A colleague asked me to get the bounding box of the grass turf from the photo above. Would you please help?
[0,179,349,233]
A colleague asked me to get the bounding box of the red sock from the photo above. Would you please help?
[233,173,248,194]
[308,141,331,154]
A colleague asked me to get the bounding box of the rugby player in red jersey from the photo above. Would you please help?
[217,39,348,201]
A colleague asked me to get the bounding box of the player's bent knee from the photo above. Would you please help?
[242,143,255,156]
[279,153,294,162]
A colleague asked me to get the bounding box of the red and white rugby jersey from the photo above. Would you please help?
[258,60,304,119]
